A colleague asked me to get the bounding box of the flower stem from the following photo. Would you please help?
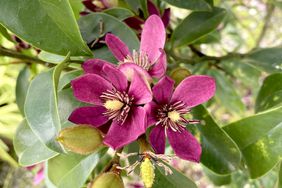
[137,134,151,153]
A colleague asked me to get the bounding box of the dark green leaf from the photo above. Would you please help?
[79,12,139,51]
[152,163,197,188]
[47,149,105,188]
[16,66,30,115]
[193,31,221,44]
[0,24,13,42]
[192,105,241,174]
[171,8,226,47]
[104,8,135,20]
[162,0,211,11]
[223,107,282,178]
[203,167,231,186]
[14,119,58,166]
[58,70,83,90]
[255,73,282,113]
[125,0,148,16]
[209,70,245,115]
[245,47,282,73]
[24,54,70,152]
[0,0,92,56]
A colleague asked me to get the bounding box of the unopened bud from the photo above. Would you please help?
[91,172,124,188]
[57,125,103,155]
[170,67,191,86]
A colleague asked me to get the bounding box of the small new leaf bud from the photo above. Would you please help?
[91,172,124,188]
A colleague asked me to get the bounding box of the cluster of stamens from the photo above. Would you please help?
[121,50,151,71]
[156,101,192,132]
[100,89,134,124]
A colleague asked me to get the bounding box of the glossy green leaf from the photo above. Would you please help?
[0,0,92,56]
[15,66,30,115]
[255,73,282,113]
[245,47,282,73]
[152,163,197,188]
[47,150,105,188]
[203,167,231,186]
[78,12,139,51]
[58,70,83,90]
[69,0,84,20]
[279,163,282,188]
[104,8,134,20]
[25,54,70,152]
[209,70,246,115]
[223,106,282,178]
[58,125,103,155]
[14,119,58,166]
[192,105,241,174]
[162,0,211,11]
[171,8,226,47]
[125,0,148,16]
[58,88,85,127]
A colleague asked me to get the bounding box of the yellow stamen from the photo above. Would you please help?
[168,110,181,122]
[104,100,123,111]
[140,158,155,188]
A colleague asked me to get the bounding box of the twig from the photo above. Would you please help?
[255,3,275,47]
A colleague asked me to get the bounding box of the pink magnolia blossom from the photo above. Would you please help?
[105,15,167,81]
[69,64,152,149]
[145,76,216,162]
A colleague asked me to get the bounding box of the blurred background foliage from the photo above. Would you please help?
[0,0,282,187]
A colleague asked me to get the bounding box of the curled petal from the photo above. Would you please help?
[171,75,216,108]
[103,107,146,149]
[149,126,166,154]
[105,33,131,62]
[128,71,152,105]
[148,0,160,16]
[167,128,202,162]
[140,15,166,63]
[71,74,113,105]
[144,101,159,128]
[161,8,171,27]
[149,50,167,78]
[102,64,128,91]
[152,76,174,104]
[119,63,152,83]
[82,59,114,74]
[68,106,109,127]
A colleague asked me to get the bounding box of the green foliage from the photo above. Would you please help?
[0,0,92,56]
[171,7,226,47]
[162,0,212,11]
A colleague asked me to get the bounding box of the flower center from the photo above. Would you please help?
[121,50,151,71]
[100,89,134,124]
[104,100,124,111]
[156,101,190,132]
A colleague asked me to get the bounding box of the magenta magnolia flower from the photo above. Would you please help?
[68,64,152,149]
[105,15,166,80]
[145,76,216,162]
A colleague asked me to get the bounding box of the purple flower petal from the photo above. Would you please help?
[68,106,109,127]
[167,128,202,162]
[152,76,174,104]
[33,168,44,185]
[102,64,128,91]
[144,101,158,127]
[171,75,216,108]
[124,17,144,32]
[105,33,131,62]
[147,0,160,16]
[103,107,146,149]
[149,126,166,154]
[119,63,152,82]
[140,15,166,63]
[161,8,171,27]
[82,59,114,74]
[71,74,113,105]
[149,49,167,78]
[128,71,152,105]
